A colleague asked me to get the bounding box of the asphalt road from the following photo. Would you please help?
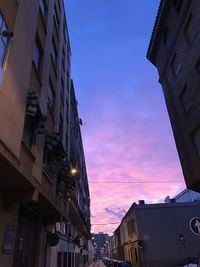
[89,259,106,267]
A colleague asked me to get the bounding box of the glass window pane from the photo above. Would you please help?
[0,40,6,66]
[33,38,41,70]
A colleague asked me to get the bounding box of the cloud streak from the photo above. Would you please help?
[66,0,186,234]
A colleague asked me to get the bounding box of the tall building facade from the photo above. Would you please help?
[92,232,109,258]
[147,0,200,192]
[0,1,90,267]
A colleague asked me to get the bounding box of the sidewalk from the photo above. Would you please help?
[89,259,106,267]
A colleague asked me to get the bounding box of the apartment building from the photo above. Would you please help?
[147,0,200,192]
[0,1,90,267]
[112,201,200,267]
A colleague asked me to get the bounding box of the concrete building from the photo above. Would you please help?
[0,1,90,267]
[112,201,200,267]
[147,0,200,192]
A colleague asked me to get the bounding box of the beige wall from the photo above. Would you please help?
[0,1,38,160]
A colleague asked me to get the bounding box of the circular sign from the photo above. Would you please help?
[47,232,59,246]
[190,217,200,235]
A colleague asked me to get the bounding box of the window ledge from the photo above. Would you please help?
[42,167,53,184]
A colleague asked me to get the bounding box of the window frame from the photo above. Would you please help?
[0,13,9,68]
[39,0,47,18]
[47,79,55,116]
[32,34,43,73]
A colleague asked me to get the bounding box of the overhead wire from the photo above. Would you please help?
[89,181,183,184]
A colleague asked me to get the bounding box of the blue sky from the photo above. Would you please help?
[65,0,186,234]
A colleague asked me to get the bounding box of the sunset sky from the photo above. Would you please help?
[65,0,186,234]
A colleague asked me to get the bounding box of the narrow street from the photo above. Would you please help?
[89,259,106,267]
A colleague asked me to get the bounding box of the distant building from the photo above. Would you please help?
[147,0,200,192]
[0,1,90,267]
[165,188,200,203]
[112,201,200,267]
[92,232,109,258]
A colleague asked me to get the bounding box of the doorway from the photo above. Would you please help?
[13,206,38,267]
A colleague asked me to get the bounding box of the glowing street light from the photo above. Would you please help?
[70,167,77,176]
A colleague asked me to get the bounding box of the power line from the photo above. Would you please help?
[92,222,120,225]
[89,181,184,184]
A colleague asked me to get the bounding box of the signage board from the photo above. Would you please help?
[190,217,200,235]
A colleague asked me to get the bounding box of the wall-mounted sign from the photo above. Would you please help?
[2,224,15,255]
[190,217,200,235]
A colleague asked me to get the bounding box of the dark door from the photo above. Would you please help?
[13,206,38,267]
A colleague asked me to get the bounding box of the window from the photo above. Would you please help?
[0,13,9,68]
[59,114,63,138]
[66,71,69,90]
[23,115,37,149]
[39,0,47,17]
[57,0,61,12]
[51,38,57,65]
[174,0,183,13]
[62,47,65,70]
[54,4,60,29]
[180,85,192,112]
[67,44,70,64]
[63,22,67,43]
[163,27,173,53]
[65,133,68,152]
[33,35,42,71]
[57,252,62,267]
[184,14,197,44]
[171,53,181,77]
[192,126,200,156]
[196,58,200,73]
[61,79,64,103]
[48,79,55,114]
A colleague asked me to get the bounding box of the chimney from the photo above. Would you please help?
[138,200,145,205]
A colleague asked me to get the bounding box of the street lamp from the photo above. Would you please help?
[70,167,77,176]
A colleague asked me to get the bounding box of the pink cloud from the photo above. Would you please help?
[78,68,185,235]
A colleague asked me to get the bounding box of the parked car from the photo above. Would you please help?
[117,261,132,267]
[112,260,119,267]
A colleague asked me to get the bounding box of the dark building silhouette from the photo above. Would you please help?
[147,0,200,192]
